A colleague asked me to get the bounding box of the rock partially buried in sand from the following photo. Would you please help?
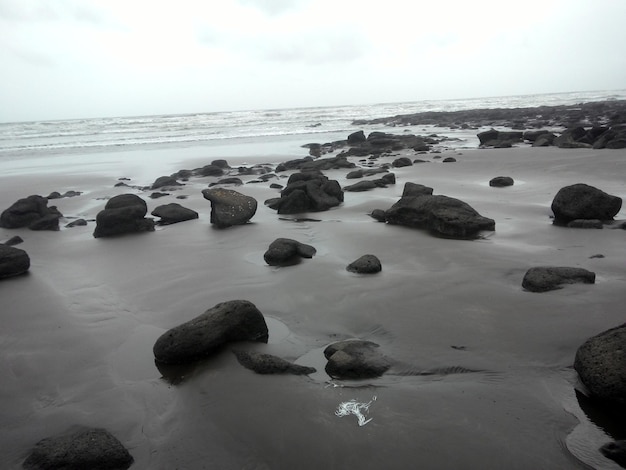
[551,183,622,225]
[384,194,495,239]
[151,203,199,225]
[153,300,269,364]
[0,244,30,279]
[324,340,391,380]
[93,194,155,238]
[263,238,316,266]
[522,266,595,292]
[489,176,514,187]
[201,188,257,228]
[574,323,626,405]
[0,195,62,231]
[151,175,182,190]
[22,427,133,470]
[233,350,316,375]
[347,254,382,274]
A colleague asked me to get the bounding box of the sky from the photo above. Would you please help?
[1,0,625,122]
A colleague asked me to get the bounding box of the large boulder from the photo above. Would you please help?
[93,194,154,238]
[153,300,268,364]
[346,254,382,274]
[233,350,316,375]
[574,323,626,405]
[384,194,495,239]
[551,183,622,225]
[522,266,595,292]
[324,340,391,379]
[201,188,257,228]
[0,244,30,279]
[22,427,133,470]
[151,203,198,225]
[0,195,62,231]
[265,172,343,214]
[263,238,316,266]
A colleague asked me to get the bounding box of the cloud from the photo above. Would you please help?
[237,0,309,15]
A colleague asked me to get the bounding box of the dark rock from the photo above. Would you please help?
[149,192,169,199]
[478,129,523,147]
[233,350,316,375]
[151,175,182,190]
[574,323,626,404]
[522,266,595,292]
[392,157,413,168]
[0,244,30,279]
[532,133,556,147]
[380,173,395,185]
[269,183,283,189]
[151,203,199,225]
[65,219,88,228]
[211,159,230,169]
[600,441,626,467]
[346,254,382,274]
[402,182,434,197]
[263,238,316,266]
[384,194,495,239]
[93,194,154,238]
[551,183,622,224]
[347,130,366,144]
[3,235,24,246]
[153,300,268,364]
[344,181,378,192]
[346,169,365,179]
[567,219,603,229]
[22,427,133,470]
[0,195,61,230]
[46,191,62,199]
[442,157,457,163]
[554,127,591,148]
[208,177,244,187]
[523,130,553,142]
[201,188,257,228]
[265,173,343,214]
[489,176,514,187]
[197,164,225,177]
[324,340,392,379]
[276,155,354,172]
[370,209,387,222]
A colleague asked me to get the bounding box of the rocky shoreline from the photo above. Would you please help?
[1,104,626,468]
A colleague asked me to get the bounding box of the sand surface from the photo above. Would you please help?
[1,142,625,469]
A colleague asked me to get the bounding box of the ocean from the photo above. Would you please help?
[2,89,625,160]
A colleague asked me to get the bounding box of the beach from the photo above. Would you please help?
[1,109,626,469]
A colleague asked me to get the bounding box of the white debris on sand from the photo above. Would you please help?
[335,396,377,426]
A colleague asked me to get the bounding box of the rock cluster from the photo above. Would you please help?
[265,172,343,214]
[93,194,155,238]
[0,195,62,231]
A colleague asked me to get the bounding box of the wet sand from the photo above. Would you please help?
[1,143,625,469]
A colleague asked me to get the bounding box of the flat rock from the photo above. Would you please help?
[522,266,595,292]
[0,244,30,279]
[153,300,269,364]
[324,340,392,379]
[151,203,199,225]
[93,194,154,238]
[22,427,133,470]
[233,350,316,375]
[551,183,622,225]
[346,254,382,274]
[263,238,316,266]
[574,323,626,404]
[201,188,257,228]
[384,194,495,239]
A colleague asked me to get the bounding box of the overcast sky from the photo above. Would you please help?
[1,0,625,122]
